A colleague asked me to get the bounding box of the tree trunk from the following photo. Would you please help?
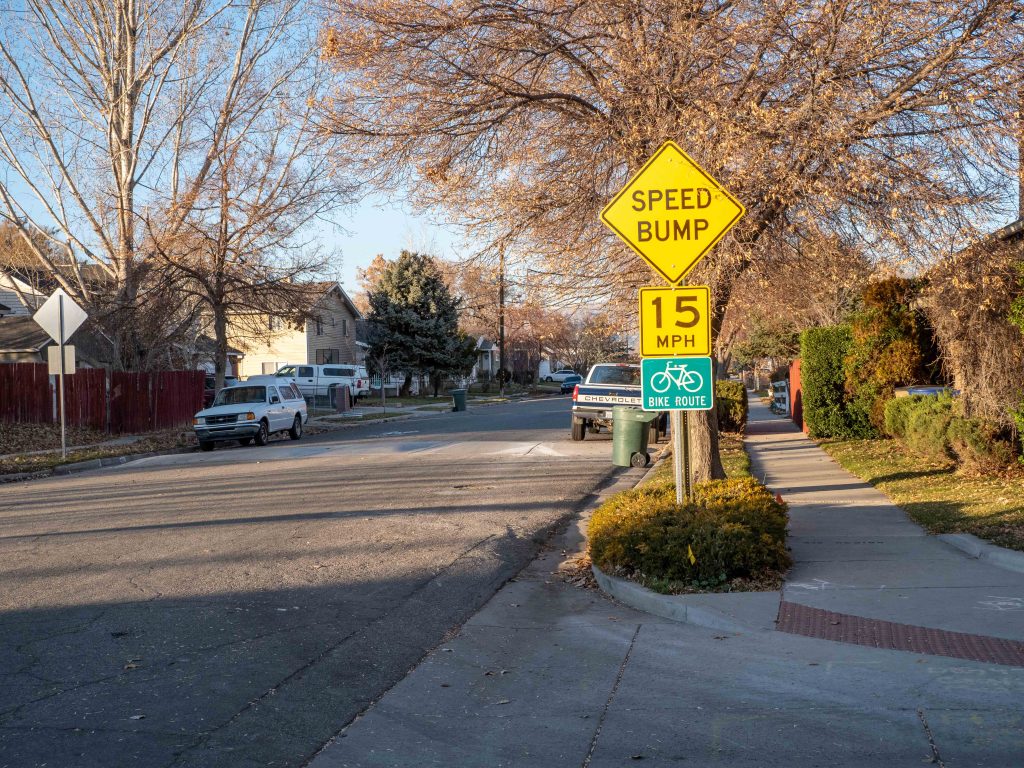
[213,305,228,391]
[689,360,727,482]
[400,372,412,397]
[688,271,742,483]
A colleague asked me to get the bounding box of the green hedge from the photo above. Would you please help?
[800,326,874,438]
[589,477,791,591]
[883,394,923,439]
[904,394,954,462]
[946,416,1016,474]
[716,380,748,433]
[883,394,1016,473]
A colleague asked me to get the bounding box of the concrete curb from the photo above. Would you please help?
[591,564,779,634]
[939,533,1024,575]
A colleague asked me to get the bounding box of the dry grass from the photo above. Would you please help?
[649,430,751,485]
[0,422,112,455]
[0,428,190,476]
[822,438,1024,552]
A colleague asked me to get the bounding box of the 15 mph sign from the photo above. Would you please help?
[638,286,711,357]
[600,141,745,284]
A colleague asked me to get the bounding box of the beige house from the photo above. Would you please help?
[229,282,363,378]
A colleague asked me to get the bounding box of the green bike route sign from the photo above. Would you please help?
[641,357,714,411]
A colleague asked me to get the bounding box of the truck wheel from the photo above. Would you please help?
[571,417,586,441]
[289,415,303,440]
[254,420,270,446]
[199,441,215,452]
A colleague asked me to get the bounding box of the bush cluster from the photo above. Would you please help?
[883,394,1017,474]
[844,278,938,433]
[800,326,874,438]
[589,477,791,590]
[716,380,748,433]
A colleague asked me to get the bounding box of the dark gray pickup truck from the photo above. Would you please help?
[570,363,666,441]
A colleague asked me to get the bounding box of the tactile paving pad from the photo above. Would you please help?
[776,601,1024,667]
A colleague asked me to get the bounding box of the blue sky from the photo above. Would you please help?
[326,193,463,293]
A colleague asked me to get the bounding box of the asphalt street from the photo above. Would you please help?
[0,397,618,768]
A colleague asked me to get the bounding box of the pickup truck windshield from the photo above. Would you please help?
[588,366,640,386]
[214,386,266,406]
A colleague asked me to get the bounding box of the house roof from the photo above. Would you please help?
[0,316,50,352]
[310,281,363,320]
[477,338,495,351]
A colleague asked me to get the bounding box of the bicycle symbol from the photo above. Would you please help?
[649,362,704,394]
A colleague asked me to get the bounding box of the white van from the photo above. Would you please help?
[274,364,369,404]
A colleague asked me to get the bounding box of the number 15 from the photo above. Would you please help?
[651,294,700,328]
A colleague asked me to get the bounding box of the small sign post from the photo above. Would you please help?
[33,289,88,459]
[601,141,744,504]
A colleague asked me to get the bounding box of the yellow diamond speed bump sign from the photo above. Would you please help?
[600,141,745,284]
[639,286,711,357]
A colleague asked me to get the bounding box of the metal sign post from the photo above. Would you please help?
[671,410,694,504]
[33,288,88,460]
[58,293,66,458]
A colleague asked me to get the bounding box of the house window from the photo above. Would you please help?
[316,348,340,364]
[262,362,281,375]
[342,318,348,337]
[269,315,283,331]
[315,317,324,336]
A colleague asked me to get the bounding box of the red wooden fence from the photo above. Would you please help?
[0,364,203,434]
[63,368,106,430]
[0,363,51,423]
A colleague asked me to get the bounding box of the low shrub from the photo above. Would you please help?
[589,477,791,590]
[716,380,748,433]
[946,417,1017,475]
[883,395,924,439]
[904,393,954,462]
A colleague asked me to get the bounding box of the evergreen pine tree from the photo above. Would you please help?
[366,251,476,395]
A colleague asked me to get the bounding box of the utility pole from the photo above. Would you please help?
[498,247,506,396]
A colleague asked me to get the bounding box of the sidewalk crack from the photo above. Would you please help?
[917,708,945,767]
[580,623,641,768]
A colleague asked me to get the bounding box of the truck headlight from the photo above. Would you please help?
[245,412,256,421]
[193,417,204,425]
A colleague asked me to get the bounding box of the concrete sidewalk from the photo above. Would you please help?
[746,398,1024,646]
[307,453,1024,766]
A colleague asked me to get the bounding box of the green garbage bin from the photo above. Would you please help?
[611,406,657,468]
[450,388,468,412]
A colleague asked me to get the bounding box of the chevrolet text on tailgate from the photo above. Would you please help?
[570,363,664,441]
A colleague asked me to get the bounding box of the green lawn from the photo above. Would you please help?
[821,439,1024,552]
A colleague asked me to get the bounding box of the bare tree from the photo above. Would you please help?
[0,0,345,376]
[0,0,231,366]
[322,0,1024,480]
[150,0,350,388]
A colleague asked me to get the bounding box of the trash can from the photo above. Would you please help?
[450,388,467,412]
[611,406,657,468]
[331,384,351,413]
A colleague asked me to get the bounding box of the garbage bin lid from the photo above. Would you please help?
[611,405,657,422]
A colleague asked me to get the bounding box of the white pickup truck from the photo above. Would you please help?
[275,364,370,404]
[570,363,667,442]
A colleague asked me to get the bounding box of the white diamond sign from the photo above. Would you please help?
[33,288,88,343]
